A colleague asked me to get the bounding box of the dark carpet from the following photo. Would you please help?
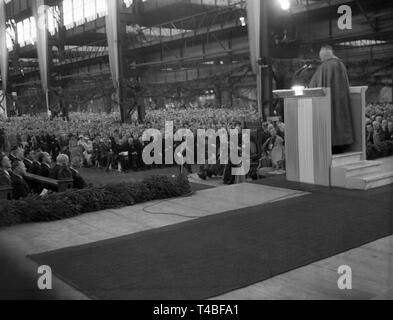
[30,182,393,300]
[189,182,215,193]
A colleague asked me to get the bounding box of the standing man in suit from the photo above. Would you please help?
[10,161,30,200]
[0,154,12,186]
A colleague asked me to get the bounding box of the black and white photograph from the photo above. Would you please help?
[0,0,393,306]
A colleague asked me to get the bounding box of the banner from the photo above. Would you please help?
[106,0,120,90]
[246,0,260,74]
[33,0,50,115]
[0,0,8,117]
[246,0,263,116]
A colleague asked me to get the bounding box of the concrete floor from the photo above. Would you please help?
[0,165,392,300]
[0,183,306,300]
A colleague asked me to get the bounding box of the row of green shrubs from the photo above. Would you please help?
[0,175,191,228]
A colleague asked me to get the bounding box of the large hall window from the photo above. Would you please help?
[16,17,37,47]
[73,0,84,24]
[6,25,15,50]
[16,21,24,46]
[48,6,60,35]
[96,0,108,17]
[63,0,74,28]
[84,0,97,22]
[63,0,108,29]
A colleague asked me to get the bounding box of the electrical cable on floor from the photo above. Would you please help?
[142,191,202,219]
[142,185,307,219]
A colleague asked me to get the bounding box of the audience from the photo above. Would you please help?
[10,161,30,200]
[37,152,52,178]
[49,154,73,180]
[9,146,24,163]
[2,101,391,197]
[0,154,12,186]
[262,128,285,169]
[0,106,286,197]
[365,102,393,159]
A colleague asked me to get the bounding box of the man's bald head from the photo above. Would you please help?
[319,45,335,61]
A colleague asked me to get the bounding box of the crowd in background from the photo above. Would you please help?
[0,107,287,198]
[0,107,276,171]
[365,102,393,159]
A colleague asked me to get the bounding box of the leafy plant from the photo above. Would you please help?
[0,175,190,227]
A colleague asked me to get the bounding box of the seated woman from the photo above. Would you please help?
[10,161,30,200]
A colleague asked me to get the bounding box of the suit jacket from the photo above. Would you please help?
[10,173,30,200]
[70,167,87,189]
[38,163,51,178]
[9,154,18,164]
[0,169,12,186]
[28,161,42,175]
[49,165,72,180]
[24,159,33,171]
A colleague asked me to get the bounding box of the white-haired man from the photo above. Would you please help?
[48,154,86,189]
[49,154,73,180]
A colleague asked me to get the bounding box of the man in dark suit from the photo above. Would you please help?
[10,161,30,200]
[0,154,12,186]
[23,150,34,172]
[28,151,43,175]
[37,152,52,178]
[9,146,24,164]
[70,167,87,189]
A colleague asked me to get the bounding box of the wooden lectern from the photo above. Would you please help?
[273,86,368,187]
[273,88,332,186]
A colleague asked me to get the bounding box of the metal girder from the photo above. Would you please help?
[128,1,246,50]
[356,0,378,32]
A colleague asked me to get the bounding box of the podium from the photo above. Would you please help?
[273,87,368,187]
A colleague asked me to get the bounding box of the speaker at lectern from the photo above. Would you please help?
[274,86,368,188]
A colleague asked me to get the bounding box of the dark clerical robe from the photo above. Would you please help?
[309,57,354,147]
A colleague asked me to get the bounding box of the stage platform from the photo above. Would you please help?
[0,177,391,300]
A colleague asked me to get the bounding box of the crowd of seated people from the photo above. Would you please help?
[0,107,287,189]
[0,147,86,200]
[0,107,263,172]
[198,120,286,183]
[365,102,393,159]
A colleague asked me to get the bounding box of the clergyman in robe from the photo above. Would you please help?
[309,45,355,154]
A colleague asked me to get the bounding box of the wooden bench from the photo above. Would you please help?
[24,173,74,193]
[0,186,13,201]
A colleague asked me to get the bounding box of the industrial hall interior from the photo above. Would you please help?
[0,0,393,301]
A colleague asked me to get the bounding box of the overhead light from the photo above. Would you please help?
[292,85,305,96]
[239,16,246,27]
[279,0,290,10]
